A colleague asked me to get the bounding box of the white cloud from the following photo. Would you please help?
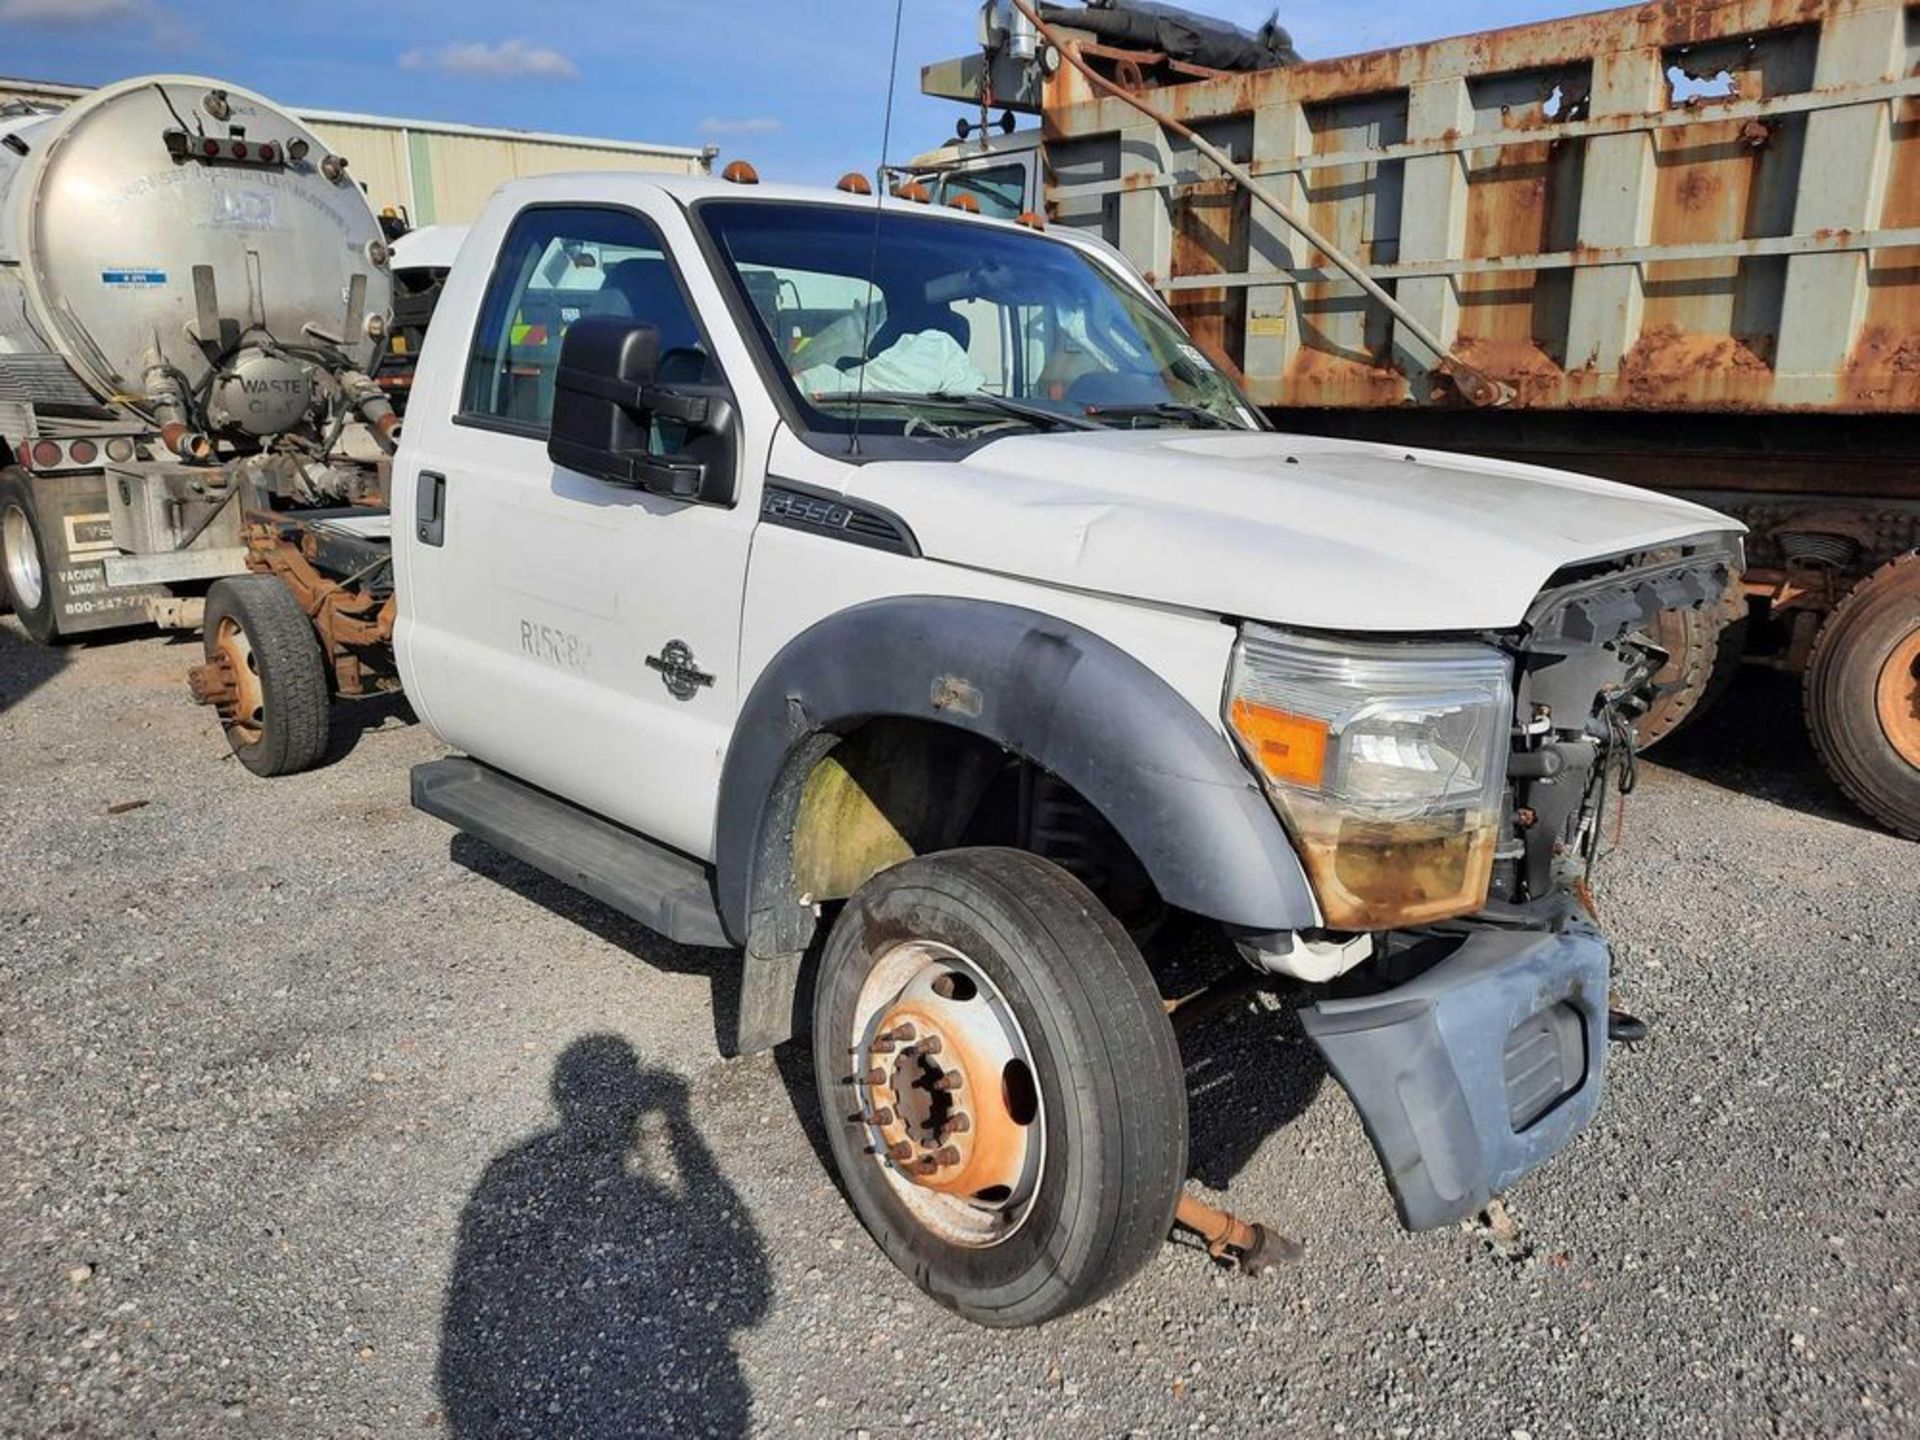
[0,0,149,23]
[398,38,579,81]
[699,116,782,137]
[0,0,191,49]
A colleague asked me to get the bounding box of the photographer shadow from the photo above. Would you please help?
[438,1035,769,1439]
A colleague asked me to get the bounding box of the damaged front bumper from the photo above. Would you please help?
[1300,918,1610,1230]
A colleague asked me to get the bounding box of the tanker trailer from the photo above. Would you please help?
[0,75,397,644]
[918,0,1920,841]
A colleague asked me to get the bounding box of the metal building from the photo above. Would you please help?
[0,76,714,224]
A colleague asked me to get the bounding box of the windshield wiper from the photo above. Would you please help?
[1082,401,1240,430]
[823,390,1100,433]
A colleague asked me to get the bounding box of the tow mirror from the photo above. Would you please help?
[547,314,737,506]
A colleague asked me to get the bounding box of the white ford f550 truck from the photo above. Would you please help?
[193,171,1743,1327]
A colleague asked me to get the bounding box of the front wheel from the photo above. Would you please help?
[812,847,1187,1328]
[197,575,331,777]
[1805,553,1920,840]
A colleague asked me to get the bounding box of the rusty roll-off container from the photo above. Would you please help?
[1026,0,1916,422]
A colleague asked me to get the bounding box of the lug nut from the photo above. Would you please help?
[870,1036,896,1053]
[943,1113,971,1134]
[936,1146,961,1167]
[888,1023,917,1043]
[933,1071,963,1092]
[912,1156,940,1176]
[865,1067,886,1087]
[888,1140,913,1161]
[871,1107,894,1127]
[918,1035,943,1055]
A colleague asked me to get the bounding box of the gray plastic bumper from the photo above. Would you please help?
[1300,921,1610,1231]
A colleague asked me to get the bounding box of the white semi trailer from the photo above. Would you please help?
[0,75,398,642]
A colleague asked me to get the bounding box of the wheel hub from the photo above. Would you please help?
[202,616,265,744]
[849,942,1044,1246]
[3,503,43,611]
[1876,626,1920,769]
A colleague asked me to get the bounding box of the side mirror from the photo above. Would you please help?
[547,314,737,505]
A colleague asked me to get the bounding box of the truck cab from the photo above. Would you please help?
[384,171,1741,1326]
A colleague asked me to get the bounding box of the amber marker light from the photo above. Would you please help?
[1228,698,1329,789]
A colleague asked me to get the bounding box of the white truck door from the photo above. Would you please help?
[395,197,762,861]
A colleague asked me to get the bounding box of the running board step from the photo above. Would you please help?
[411,757,731,948]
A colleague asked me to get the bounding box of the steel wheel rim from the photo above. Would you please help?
[213,615,266,744]
[1876,625,1920,769]
[849,939,1046,1248]
[3,504,42,611]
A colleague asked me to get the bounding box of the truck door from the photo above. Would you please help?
[396,199,759,861]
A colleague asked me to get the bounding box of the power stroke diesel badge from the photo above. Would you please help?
[646,640,714,700]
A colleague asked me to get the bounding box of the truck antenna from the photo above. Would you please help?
[851,0,907,458]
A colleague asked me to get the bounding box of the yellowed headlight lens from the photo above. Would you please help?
[1226,626,1513,930]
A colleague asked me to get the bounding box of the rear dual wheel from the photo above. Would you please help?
[1806,554,1920,840]
[813,848,1187,1327]
[1,467,61,644]
[1636,588,1748,748]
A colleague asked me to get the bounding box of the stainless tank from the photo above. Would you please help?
[0,75,392,409]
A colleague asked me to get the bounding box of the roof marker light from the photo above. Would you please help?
[836,172,872,195]
[722,160,760,185]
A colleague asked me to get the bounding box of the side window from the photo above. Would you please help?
[461,206,708,433]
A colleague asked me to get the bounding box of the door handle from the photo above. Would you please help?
[415,470,446,547]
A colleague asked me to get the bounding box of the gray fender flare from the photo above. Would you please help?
[713,595,1316,947]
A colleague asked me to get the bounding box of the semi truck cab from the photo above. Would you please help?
[217,170,1742,1326]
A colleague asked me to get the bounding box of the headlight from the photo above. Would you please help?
[1225,625,1512,929]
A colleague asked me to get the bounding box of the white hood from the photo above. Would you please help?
[842,430,1741,632]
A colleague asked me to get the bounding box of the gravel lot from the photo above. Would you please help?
[2,616,1914,1439]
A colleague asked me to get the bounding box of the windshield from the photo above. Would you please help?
[696,200,1262,450]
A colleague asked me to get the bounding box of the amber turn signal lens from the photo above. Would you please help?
[1229,698,1329,789]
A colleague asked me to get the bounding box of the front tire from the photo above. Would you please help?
[201,575,330,777]
[1,467,62,644]
[812,847,1187,1327]
[1805,554,1920,839]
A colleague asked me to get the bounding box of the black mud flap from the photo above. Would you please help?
[1300,921,1611,1231]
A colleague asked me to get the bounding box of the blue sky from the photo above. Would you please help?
[3,1,1602,184]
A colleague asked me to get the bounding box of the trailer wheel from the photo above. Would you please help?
[200,575,330,778]
[1804,553,1920,840]
[1,467,63,645]
[813,847,1187,1328]
[1636,589,1747,749]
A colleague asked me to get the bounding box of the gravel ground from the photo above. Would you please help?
[1,616,1915,1439]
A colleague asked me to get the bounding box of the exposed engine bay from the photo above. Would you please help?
[1490,537,1743,915]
